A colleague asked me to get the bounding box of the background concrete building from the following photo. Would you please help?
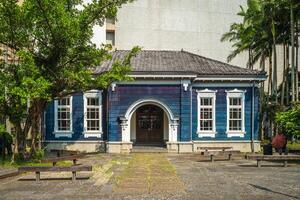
[93,0,300,90]
[115,0,248,68]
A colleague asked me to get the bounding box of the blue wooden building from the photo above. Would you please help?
[44,50,266,153]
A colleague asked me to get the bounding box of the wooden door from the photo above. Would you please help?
[136,105,164,144]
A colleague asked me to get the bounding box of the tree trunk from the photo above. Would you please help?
[286,46,290,105]
[13,122,25,156]
[281,44,286,105]
[248,48,252,69]
[260,55,266,141]
[272,44,278,103]
[29,99,47,156]
[291,1,296,102]
[295,22,299,101]
[267,55,273,102]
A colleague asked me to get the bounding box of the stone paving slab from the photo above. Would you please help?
[0,168,18,179]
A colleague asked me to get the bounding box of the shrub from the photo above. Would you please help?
[276,104,300,137]
[32,148,45,161]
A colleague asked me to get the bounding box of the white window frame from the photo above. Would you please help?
[83,90,103,138]
[197,89,217,138]
[53,96,73,138]
[226,89,246,137]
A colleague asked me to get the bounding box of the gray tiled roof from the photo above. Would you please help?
[95,50,266,77]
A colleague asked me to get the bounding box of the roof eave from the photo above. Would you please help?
[195,75,267,82]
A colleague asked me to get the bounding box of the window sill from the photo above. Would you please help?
[226,131,246,138]
[53,131,74,138]
[197,132,217,138]
[83,132,103,138]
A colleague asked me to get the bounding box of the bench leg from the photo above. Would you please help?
[284,161,288,167]
[257,160,261,168]
[36,172,40,182]
[72,171,76,181]
[210,155,214,162]
[228,153,232,161]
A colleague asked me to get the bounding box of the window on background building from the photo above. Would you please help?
[197,89,217,138]
[106,31,115,46]
[226,89,246,137]
[54,97,72,132]
[83,91,102,138]
[106,18,115,25]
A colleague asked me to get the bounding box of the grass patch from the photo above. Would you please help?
[287,142,300,150]
[0,155,73,168]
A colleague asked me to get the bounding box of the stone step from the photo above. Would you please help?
[131,146,168,153]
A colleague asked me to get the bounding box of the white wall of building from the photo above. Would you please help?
[82,0,106,47]
[91,24,106,48]
[115,0,250,68]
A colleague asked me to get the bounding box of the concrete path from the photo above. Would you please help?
[114,153,185,194]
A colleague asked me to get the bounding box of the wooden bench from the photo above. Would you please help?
[19,165,92,181]
[197,147,238,162]
[247,155,300,167]
[41,154,85,166]
[50,149,80,157]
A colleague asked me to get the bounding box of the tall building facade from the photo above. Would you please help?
[114,0,248,68]
[96,0,299,89]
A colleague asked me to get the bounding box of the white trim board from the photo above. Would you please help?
[195,77,266,81]
[192,83,259,87]
[44,140,105,143]
[192,140,260,143]
[117,80,191,85]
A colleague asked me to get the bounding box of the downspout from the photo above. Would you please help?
[106,89,110,153]
[251,82,255,153]
[190,81,193,148]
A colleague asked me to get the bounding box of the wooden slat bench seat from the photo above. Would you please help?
[247,155,300,167]
[197,147,239,162]
[50,149,80,157]
[41,154,85,166]
[18,165,92,181]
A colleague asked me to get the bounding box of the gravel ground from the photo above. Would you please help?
[0,153,299,200]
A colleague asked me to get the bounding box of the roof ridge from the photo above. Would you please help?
[115,49,182,53]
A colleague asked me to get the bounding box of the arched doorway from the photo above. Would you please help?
[135,105,164,145]
[119,99,179,143]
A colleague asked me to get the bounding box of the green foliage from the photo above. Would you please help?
[0,0,139,155]
[276,104,300,137]
[32,148,45,161]
[1,154,72,167]
[287,141,300,150]
[221,0,300,67]
[0,125,13,148]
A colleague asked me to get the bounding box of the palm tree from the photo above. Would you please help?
[221,0,300,139]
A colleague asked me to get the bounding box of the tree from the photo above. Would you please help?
[221,0,300,139]
[0,0,139,159]
[276,103,300,137]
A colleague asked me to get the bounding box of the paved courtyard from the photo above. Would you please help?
[0,153,299,200]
